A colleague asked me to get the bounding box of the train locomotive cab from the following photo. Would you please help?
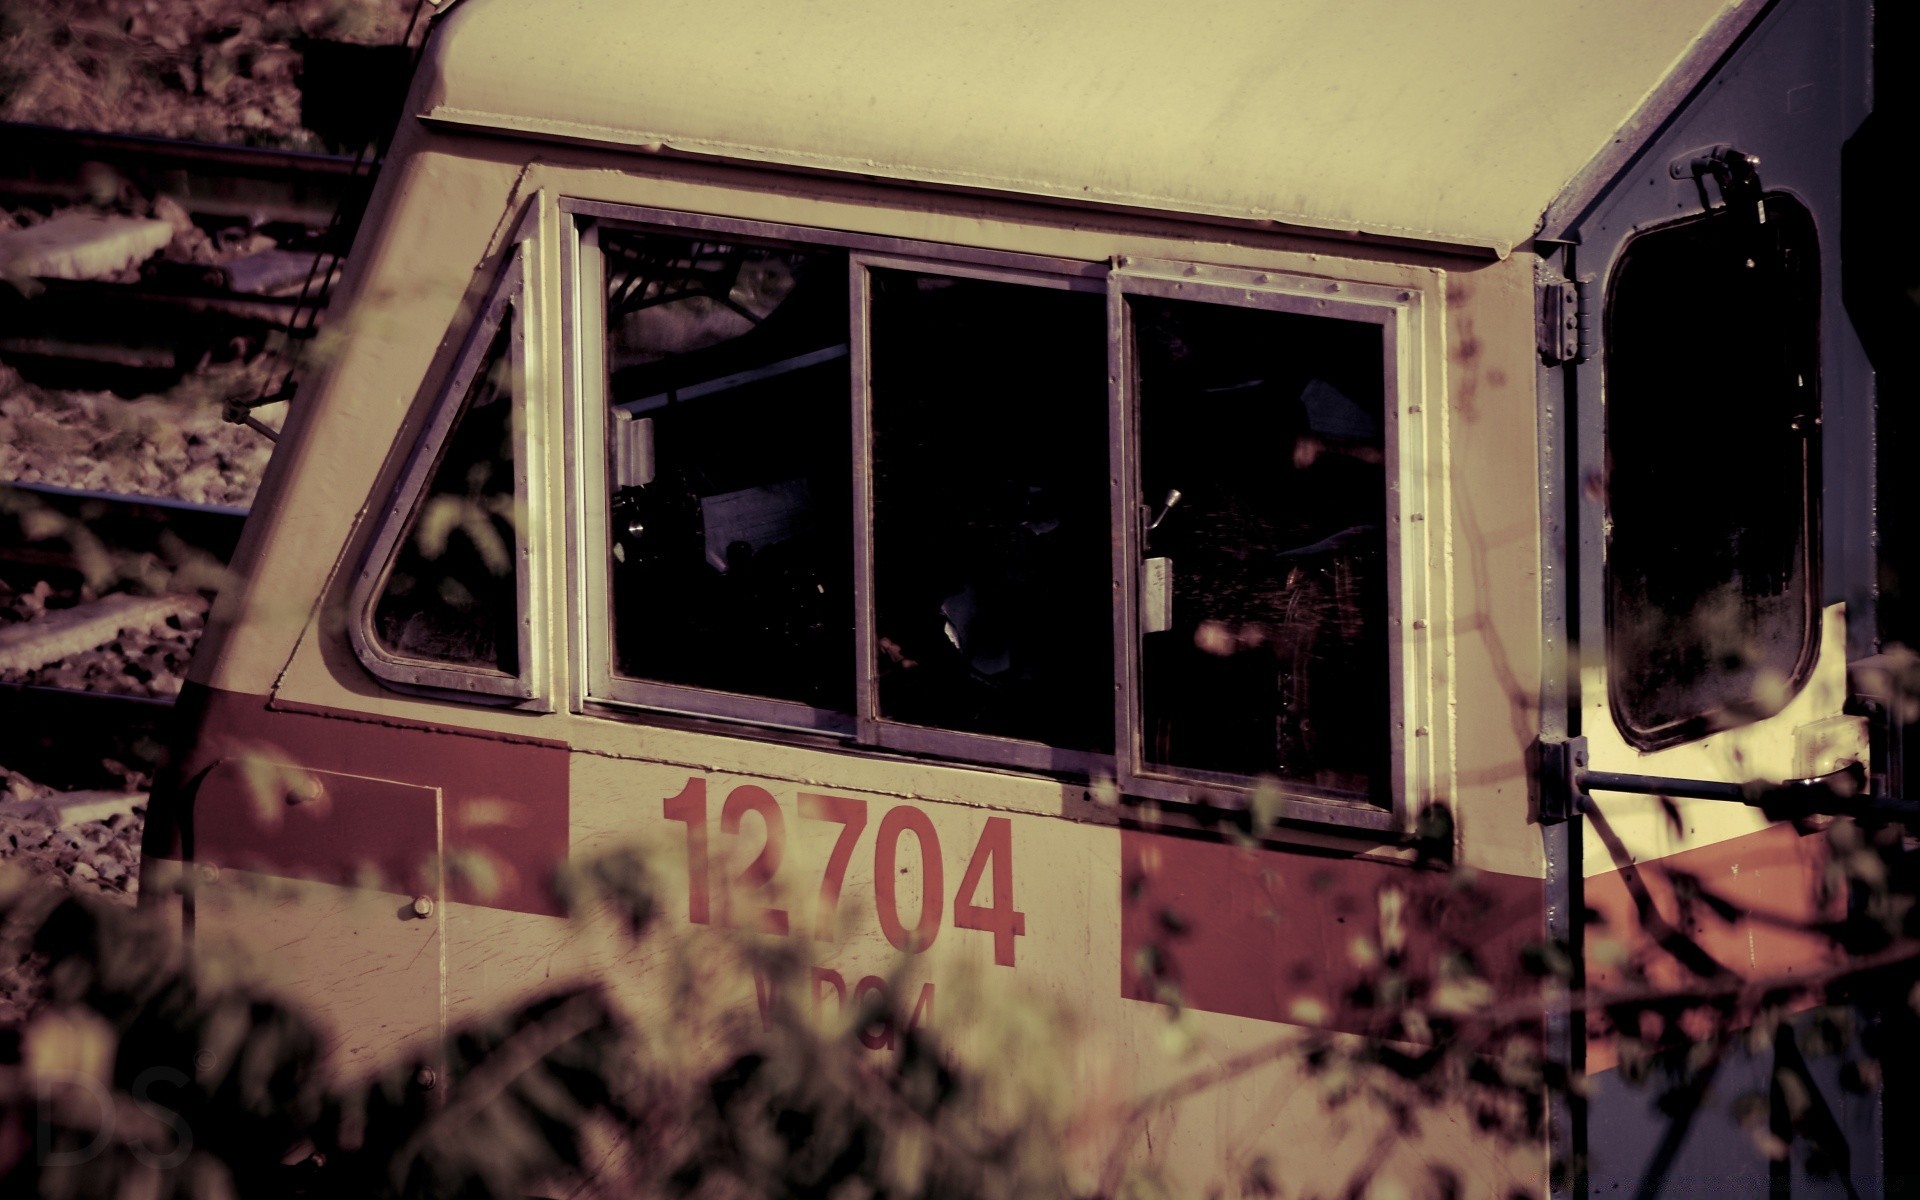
[141,0,1882,1192]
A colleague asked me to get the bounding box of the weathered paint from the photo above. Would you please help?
[147,685,569,916]
[137,0,1881,1192]
[417,0,1758,256]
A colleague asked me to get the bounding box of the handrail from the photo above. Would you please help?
[1539,735,1919,824]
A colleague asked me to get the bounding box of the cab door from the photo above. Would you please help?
[1552,0,1876,1191]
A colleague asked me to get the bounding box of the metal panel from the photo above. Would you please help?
[188,757,445,1076]
[422,0,1759,256]
[193,758,441,896]
[1566,0,1874,745]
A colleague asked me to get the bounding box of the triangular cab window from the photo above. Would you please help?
[373,304,521,675]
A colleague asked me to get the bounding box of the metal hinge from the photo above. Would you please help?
[1537,735,1588,825]
[1536,271,1593,366]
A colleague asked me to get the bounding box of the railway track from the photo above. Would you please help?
[1,123,375,789]
[0,483,243,791]
[0,120,373,394]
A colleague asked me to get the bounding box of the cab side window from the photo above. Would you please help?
[355,249,530,697]
[869,269,1112,752]
[571,217,1424,828]
[1604,193,1822,747]
[373,314,521,673]
[1131,296,1390,800]
[599,230,854,717]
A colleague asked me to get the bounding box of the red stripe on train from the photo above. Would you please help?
[143,684,570,917]
[1118,828,1545,1034]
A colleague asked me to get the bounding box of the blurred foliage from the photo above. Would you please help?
[9,789,1916,1198]
[0,844,1086,1199]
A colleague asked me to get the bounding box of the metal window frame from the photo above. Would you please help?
[571,219,859,734]
[1596,194,1824,752]
[565,201,1103,742]
[1108,259,1429,833]
[562,201,1431,831]
[348,247,539,701]
[850,252,1114,775]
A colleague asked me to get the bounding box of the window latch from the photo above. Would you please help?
[1670,145,1767,227]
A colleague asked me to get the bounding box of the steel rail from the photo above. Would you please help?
[0,121,367,181]
[2,480,251,520]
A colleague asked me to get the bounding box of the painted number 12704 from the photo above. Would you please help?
[661,777,1027,967]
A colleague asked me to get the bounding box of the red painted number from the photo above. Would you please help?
[720,784,789,935]
[664,778,1022,965]
[953,816,1027,966]
[799,792,867,940]
[875,805,943,954]
[662,777,711,924]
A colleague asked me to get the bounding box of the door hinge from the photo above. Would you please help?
[1536,271,1594,366]
[1537,734,1588,825]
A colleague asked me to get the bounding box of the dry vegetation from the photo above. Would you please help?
[0,0,419,148]
[0,363,277,510]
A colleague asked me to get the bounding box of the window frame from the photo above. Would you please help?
[572,221,856,733]
[851,252,1114,775]
[349,246,538,701]
[1109,259,1427,832]
[1598,194,1824,752]
[561,201,1430,833]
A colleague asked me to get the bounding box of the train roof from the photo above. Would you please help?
[416,0,1759,257]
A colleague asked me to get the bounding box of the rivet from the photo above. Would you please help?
[1412,619,1428,630]
[415,1066,437,1090]
[1414,727,1430,738]
[199,863,220,884]
[412,896,435,918]
[1409,512,1425,522]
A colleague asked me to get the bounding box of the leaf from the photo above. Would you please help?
[1775,1067,1811,1121]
